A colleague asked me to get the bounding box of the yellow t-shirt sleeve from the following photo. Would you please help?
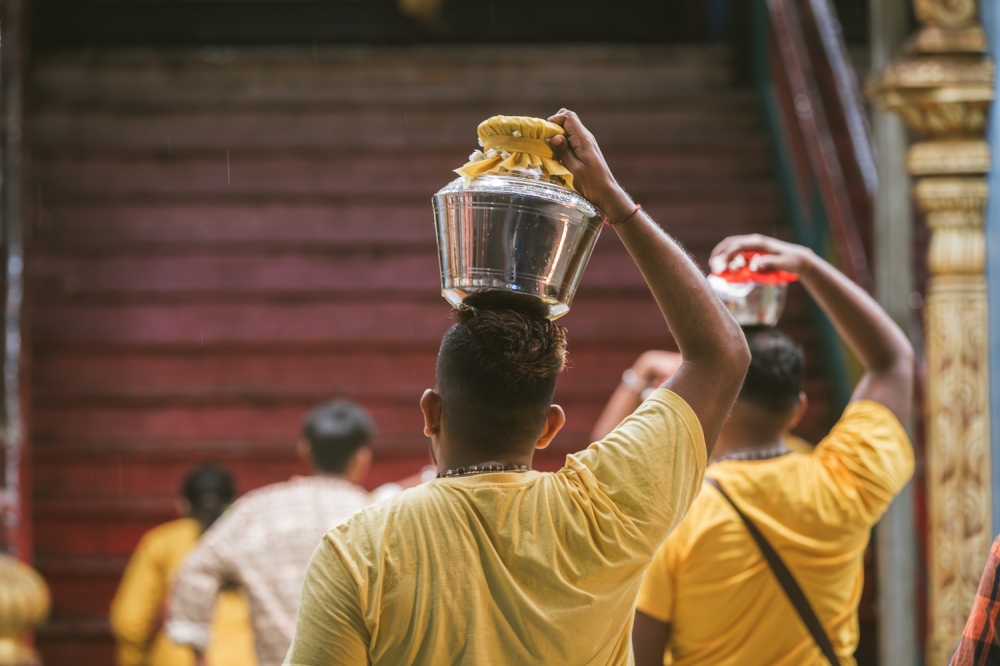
[813,399,915,525]
[283,536,369,666]
[567,389,707,544]
[636,532,679,624]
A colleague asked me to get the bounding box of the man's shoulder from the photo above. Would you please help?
[648,483,738,567]
[235,476,368,507]
[823,399,908,444]
[705,454,818,510]
[141,517,199,551]
[324,482,441,544]
[675,480,738,530]
[224,479,298,511]
[814,399,913,479]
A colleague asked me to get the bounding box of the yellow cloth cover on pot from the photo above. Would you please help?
[454,115,575,189]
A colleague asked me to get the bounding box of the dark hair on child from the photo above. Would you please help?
[182,463,235,529]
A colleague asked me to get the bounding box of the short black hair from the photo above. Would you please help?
[302,400,375,473]
[182,463,235,528]
[739,326,804,412]
[436,291,567,456]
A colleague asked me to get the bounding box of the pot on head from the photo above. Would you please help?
[708,275,789,326]
[432,173,605,319]
[708,251,798,327]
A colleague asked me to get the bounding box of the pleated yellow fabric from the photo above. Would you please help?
[454,115,575,189]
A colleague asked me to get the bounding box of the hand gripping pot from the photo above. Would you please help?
[709,252,799,326]
[432,116,605,319]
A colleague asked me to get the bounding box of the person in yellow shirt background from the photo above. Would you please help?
[620,234,914,666]
[110,464,258,666]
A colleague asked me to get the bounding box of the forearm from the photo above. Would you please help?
[545,109,743,368]
[614,211,745,367]
[166,549,226,650]
[546,109,748,448]
[615,211,749,450]
[800,253,913,420]
[632,611,671,666]
[800,254,912,372]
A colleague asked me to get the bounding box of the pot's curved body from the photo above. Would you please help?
[708,275,789,326]
[432,174,604,319]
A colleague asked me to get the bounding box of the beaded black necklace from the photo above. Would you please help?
[437,463,531,479]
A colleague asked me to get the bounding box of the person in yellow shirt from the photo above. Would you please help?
[626,234,915,666]
[281,109,752,665]
[110,464,258,666]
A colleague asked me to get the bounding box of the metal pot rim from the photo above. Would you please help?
[437,174,601,218]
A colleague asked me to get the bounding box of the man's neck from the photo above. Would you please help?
[435,451,535,473]
[711,430,786,460]
[312,470,350,482]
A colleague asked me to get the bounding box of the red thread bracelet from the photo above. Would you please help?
[607,203,642,226]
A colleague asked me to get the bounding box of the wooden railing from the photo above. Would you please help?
[755,0,875,292]
[751,0,876,409]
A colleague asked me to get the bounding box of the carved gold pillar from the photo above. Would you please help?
[0,554,49,666]
[869,3,994,663]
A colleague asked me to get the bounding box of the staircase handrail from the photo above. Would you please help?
[764,0,874,291]
[801,0,877,199]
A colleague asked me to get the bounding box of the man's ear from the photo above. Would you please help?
[420,389,443,437]
[296,438,314,467]
[787,391,809,430]
[535,405,566,450]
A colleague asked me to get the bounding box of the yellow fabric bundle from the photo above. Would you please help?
[454,115,574,190]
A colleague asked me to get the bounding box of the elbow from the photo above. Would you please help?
[894,344,915,385]
[708,328,750,395]
[729,330,752,376]
[890,345,916,393]
[897,337,916,370]
[873,336,915,379]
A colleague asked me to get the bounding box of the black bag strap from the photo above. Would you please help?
[706,477,840,665]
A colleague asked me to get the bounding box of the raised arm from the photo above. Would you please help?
[549,110,750,452]
[710,235,914,422]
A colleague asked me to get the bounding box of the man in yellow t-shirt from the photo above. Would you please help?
[630,235,915,666]
[282,110,752,665]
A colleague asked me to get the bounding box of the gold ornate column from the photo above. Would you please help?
[869,3,994,663]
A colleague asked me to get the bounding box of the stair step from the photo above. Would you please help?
[33,199,782,255]
[30,105,763,155]
[32,45,736,110]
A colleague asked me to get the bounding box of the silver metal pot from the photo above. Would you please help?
[432,174,605,319]
[708,275,789,326]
